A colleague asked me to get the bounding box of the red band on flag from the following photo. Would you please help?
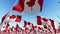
[13,0,24,13]
[24,21,27,28]
[15,24,19,31]
[38,0,43,11]
[37,16,42,25]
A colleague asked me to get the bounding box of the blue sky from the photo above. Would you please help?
[0,0,60,28]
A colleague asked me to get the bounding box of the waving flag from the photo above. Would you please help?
[5,23,10,29]
[1,14,22,23]
[0,14,22,30]
[49,19,56,33]
[15,24,22,32]
[13,0,43,13]
[9,15,22,22]
[23,21,35,34]
[24,21,35,30]
[37,16,56,34]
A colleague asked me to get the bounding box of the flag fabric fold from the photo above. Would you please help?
[13,0,43,13]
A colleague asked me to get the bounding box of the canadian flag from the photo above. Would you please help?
[4,23,10,29]
[24,21,35,30]
[9,14,21,22]
[37,16,56,34]
[49,19,56,33]
[0,14,22,30]
[1,14,22,23]
[23,21,35,34]
[15,24,22,33]
[13,0,43,13]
